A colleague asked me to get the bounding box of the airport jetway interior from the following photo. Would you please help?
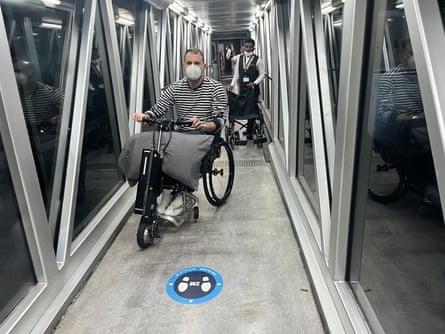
[1,0,445,333]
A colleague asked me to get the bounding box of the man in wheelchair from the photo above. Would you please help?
[133,48,228,218]
[372,39,440,213]
[375,39,430,154]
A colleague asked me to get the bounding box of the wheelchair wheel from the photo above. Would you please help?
[203,139,235,206]
[368,145,407,203]
[253,113,267,148]
[225,123,235,150]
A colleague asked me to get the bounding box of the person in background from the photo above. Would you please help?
[229,38,265,139]
[223,43,233,75]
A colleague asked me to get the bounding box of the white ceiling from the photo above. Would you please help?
[162,1,337,32]
[175,0,266,32]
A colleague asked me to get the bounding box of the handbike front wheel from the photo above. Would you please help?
[368,148,407,203]
[137,216,158,249]
[203,139,235,206]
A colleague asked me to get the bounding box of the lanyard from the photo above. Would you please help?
[242,55,255,71]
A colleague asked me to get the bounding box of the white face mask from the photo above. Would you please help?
[15,72,28,86]
[185,64,202,80]
[407,56,416,70]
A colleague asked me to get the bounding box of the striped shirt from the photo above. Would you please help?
[146,77,228,130]
[377,65,423,124]
[20,82,64,124]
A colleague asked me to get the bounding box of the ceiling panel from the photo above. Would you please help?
[176,0,266,32]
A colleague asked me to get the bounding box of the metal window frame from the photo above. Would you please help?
[405,0,445,219]
[56,0,97,267]
[100,0,130,144]
[298,0,332,257]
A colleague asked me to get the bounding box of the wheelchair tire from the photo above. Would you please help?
[368,146,407,203]
[136,217,157,249]
[203,139,235,206]
[193,206,199,220]
[225,124,235,150]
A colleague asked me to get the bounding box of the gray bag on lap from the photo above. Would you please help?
[118,131,213,190]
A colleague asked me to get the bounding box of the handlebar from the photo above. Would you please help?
[142,117,193,130]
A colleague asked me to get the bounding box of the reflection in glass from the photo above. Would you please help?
[439,0,445,29]
[3,1,72,213]
[0,138,36,322]
[301,91,320,218]
[73,32,124,237]
[296,40,320,217]
[323,7,343,115]
[277,71,284,144]
[142,12,158,113]
[151,6,162,59]
[113,0,136,109]
[358,5,445,333]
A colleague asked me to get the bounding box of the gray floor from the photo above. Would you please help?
[54,141,325,334]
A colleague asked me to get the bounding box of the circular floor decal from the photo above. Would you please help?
[166,266,223,304]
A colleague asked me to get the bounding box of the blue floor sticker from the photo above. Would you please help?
[166,266,223,304]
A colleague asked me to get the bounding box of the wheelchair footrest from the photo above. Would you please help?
[254,136,267,144]
[158,192,199,227]
[235,139,248,145]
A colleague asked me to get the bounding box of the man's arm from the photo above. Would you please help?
[191,82,227,132]
[134,84,175,122]
[253,57,265,85]
[376,74,394,124]
[207,82,228,131]
[49,85,64,124]
[147,85,175,118]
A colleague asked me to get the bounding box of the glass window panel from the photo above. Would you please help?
[142,14,158,114]
[322,7,343,117]
[296,35,321,217]
[113,0,136,110]
[277,71,284,144]
[278,0,290,83]
[356,4,445,333]
[151,7,162,72]
[439,0,445,29]
[3,0,74,214]
[73,30,124,237]
[0,137,36,322]
[300,90,321,218]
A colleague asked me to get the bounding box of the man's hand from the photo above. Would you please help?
[133,112,149,122]
[246,82,255,89]
[191,117,215,132]
[50,115,61,125]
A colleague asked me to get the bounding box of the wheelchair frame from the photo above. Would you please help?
[134,118,235,249]
[225,91,267,149]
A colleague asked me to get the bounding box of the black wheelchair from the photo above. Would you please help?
[368,117,441,216]
[225,90,267,149]
[134,118,235,249]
